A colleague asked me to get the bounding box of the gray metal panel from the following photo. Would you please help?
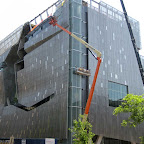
[0,71,4,105]
[0,49,11,64]
[24,1,69,54]
[0,1,69,140]
[88,4,144,143]
[0,30,69,139]
[0,25,23,56]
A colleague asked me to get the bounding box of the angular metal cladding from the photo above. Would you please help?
[0,0,143,143]
[88,1,144,143]
[0,0,69,139]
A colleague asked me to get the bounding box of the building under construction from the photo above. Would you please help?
[0,0,144,143]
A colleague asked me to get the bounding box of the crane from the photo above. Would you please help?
[49,16,102,120]
[120,0,144,85]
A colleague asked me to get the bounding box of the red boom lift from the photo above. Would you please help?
[49,16,102,120]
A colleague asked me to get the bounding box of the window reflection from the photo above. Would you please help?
[108,81,128,107]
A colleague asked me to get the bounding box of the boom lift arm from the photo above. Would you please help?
[49,17,101,57]
[49,16,102,120]
[120,0,144,85]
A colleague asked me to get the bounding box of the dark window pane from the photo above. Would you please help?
[117,92,122,100]
[108,81,128,107]
[111,82,115,90]
[122,85,127,92]
[108,82,112,89]
[119,85,123,92]
[114,83,120,91]
[108,90,113,99]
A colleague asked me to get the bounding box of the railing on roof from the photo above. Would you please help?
[29,0,64,32]
[83,0,139,25]
[83,0,99,12]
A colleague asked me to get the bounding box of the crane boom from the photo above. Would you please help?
[120,0,144,85]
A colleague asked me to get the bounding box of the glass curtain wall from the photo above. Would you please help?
[68,0,82,143]
[108,81,128,107]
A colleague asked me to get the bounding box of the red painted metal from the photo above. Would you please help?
[84,57,102,115]
[55,23,71,35]
[49,17,57,26]
[49,17,71,35]
[49,16,102,116]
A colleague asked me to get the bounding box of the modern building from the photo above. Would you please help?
[141,55,144,68]
[0,0,143,144]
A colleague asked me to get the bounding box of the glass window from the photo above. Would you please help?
[108,81,128,107]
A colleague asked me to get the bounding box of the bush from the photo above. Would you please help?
[69,114,95,144]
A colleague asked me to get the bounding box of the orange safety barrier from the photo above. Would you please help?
[30,19,44,33]
[30,13,53,33]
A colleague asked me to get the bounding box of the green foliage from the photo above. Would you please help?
[113,94,144,143]
[140,136,144,144]
[113,94,144,127]
[69,114,95,144]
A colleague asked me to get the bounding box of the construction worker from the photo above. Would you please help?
[62,0,66,6]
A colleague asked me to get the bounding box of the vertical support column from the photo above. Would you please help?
[68,0,82,143]
[81,2,89,114]
[95,135,103,144]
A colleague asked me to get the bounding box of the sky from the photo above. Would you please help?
[0,0,143,56]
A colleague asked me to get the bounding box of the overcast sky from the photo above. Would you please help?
[0,0,143,56]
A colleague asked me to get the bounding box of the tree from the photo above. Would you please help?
[113,94,144,127]
[113,94,144,143]
[69,114,95,144]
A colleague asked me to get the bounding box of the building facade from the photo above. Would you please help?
[0,0,143,143]
[141,55,144,68]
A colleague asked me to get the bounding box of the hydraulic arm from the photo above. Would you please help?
[49,17,101,57]
[49,16,102,119]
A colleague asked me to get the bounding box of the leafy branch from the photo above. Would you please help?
[69,114,95,144]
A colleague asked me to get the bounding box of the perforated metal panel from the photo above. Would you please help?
[0,1,69,140]
[88,2,144,143]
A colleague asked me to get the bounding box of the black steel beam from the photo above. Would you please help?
[120,0,144,85]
